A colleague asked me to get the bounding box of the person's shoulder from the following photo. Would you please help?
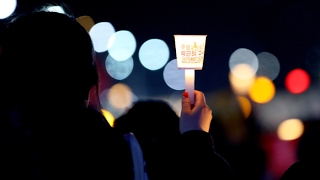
[280,160,320,180]
[79,106,113,129]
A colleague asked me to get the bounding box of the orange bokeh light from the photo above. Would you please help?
[249,76,275,104]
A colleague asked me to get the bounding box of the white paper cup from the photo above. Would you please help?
[174,35,207,70]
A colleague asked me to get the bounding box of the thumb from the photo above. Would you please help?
[181,91,191,113]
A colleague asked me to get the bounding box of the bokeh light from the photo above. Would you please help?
[76,15,95,33]
[277,118,304,141]
[249,76,276,104]
[229,48,258,79]
[89,22,115,53]
[285,68,311,94]
[101,109,115,127]
[229,64,256,95]
[107,30,136,61]
[139,39,170,71]
[256,52,280,81]
[99,88,137,119]
[163,59,185,90]
[105,55,133,80]
[107,83,133,109]
[46,5,65,14]
[236,96,252,119]
[230,63,256,80]
[0,0,16,19]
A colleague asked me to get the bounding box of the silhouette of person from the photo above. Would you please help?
[0,10,133,180]
[208,95,267,180]
[280,119,320,180]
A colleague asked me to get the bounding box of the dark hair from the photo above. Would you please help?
[0,11,98,105]
[114,99,180,142]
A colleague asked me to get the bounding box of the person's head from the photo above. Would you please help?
[0,11,98,107]
[297,119,320,161]
[114,99,180,143]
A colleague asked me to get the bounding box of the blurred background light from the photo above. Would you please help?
[249,76,275,104]
[107,30,136,61]
[285,68,311,94]
[0,0,16,19]
[89,22,115,53]
[236,96,252,119]
[277,118,304,141]
[229,64,256,95]
[256,52,280,81]
[46,5,65,14]
[138,38,170,71]
[163,59,185,90]
[229,48,259,79]
[76,15,95,32]
[107,83,133,109]
[105,55,133,80]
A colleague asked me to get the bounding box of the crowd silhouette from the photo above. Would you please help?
[0,7,235,180]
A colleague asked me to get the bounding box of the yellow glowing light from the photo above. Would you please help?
[248,76,275,104]
[229,64,256,95]
[277,119,304,141]
[236,96,252,119]
[101,109,115,127]
[231,63,256,80]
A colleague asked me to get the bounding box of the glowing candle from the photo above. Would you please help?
[185,69,195,104]
[174,35,207,104]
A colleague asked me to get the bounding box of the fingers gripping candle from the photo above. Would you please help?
[174,35,207,104]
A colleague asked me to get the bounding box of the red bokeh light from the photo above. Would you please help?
[285,68,310,94]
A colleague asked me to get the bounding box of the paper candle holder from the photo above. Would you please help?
[174,35,207,70]
[174,35,207,104]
